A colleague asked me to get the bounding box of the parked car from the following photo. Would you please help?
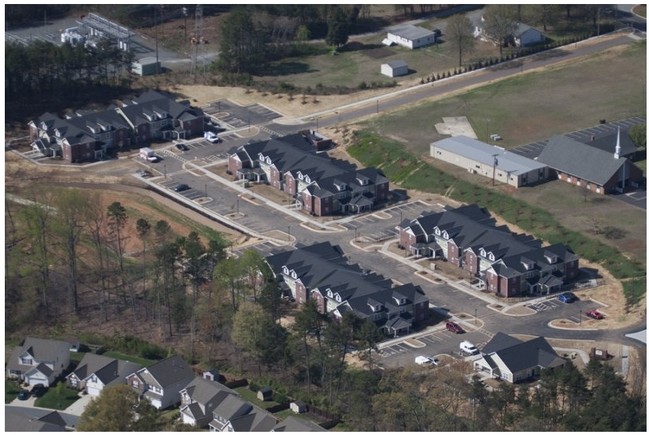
[175,143,189,151]
[204,131,221,143]
[585,310,604,320]
[415,356,438,366]
[174,184,190,192]
[460,340,479,355]
[17,390,31,401]
[557,292,578,303]
[31,384,47,397]
[446,321,464,334]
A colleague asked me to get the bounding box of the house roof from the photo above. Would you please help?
[536,135,630,186]
[385,60,408,69]
[6,337,70,373]
[572,130,638,157]
[388,24,435,41]
[181,376,237,407]
[514,22,542,38]
[5,406,78,432]
[431,135,547,175]
[485,334,565,373]
[273,415,326,432]
[135,355,193,388]
[229,406,277,432]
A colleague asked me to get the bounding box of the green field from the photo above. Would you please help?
[360,39,646,155]
[260,31,504,90]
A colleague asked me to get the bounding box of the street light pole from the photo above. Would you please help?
[204,183,207,198]
[474,308,477,326]
[287,225,291,242]
[163,164,166,179]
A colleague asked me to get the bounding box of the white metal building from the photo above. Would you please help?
[381,60,408,77]
[386,24,436,49]
[430,135,549,188]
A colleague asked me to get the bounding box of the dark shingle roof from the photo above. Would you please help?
[138,355,193,388]
[273,415,326,432]
[537,135,629,186]
[485,334,565,373]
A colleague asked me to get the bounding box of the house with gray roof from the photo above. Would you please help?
[66,353,142,397]
[273,415,326,432]
[208,393,277,432]
[386,24,437,49]
[179,376,240,428]
[228,133,389,216]
[6,337,71,387]
[431,135,549,188]
[5,406,79,432]
[536,134,643,194]
[125,355,194,410]
[473,332,566,383]
[397,204,579,297]
[265,242,430,336]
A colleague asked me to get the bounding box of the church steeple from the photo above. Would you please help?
[614,127,621,159]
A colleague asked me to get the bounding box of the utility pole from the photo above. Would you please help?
[492,154,498,186]
[191,5,203,76]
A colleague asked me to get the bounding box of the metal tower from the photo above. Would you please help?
[190,5,203,75]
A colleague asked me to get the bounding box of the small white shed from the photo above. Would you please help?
[381,60,408,78]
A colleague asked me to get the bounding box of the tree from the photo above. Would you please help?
[529,4,560,32]
[482,5,518,56]
[446,14,476,67]
[629,124,646,149]
[292,299,326,390]
[325,5,350,49]
[232,302,287,375]
[19,191,55,315]
[85,194,112,321]
[357,319,382,370]
[77,384,159,431]
[107,202,131,310]
[217,7,267,74]
[52,189,89,312]
[294,24,310,49]
[136,218,151,318]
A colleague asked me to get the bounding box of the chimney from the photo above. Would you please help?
[614,127,621,159]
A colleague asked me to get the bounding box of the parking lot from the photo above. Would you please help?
[204,100,283,130]
[527,297,605,324]
[511,116,646,160]
[378,325,493,367]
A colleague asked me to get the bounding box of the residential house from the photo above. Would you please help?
[536,132,644,194]
[208,394,277,432]
[386,24,437,49]
[272,415,326,432]
[228,134,389,216]
[473,332,566,383]
[397,204,579,297]
[381,60,408,77]
[179,376,240,428]
[430,135,549,188]
[126,355,194,409]
[66,353,142,397]
[5,406,79,432]
[28,90,205,163]
[473,17,544,47]
[265,242,430,336]
[6,337,71,387]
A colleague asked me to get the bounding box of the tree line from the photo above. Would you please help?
[5,39,134,123]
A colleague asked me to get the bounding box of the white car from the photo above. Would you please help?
[204,131,220,143]
[460,340,479,355]
[415,356,439,366]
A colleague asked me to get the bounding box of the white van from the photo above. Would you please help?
[460,341,479,355]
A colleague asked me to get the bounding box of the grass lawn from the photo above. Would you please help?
[233,386,282,410]
[5,380,22,403]
[259,34,503,91]
[102,351,155,367]
[34,385,80,410]
[633,5,646,18]
[359,39,645,156]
